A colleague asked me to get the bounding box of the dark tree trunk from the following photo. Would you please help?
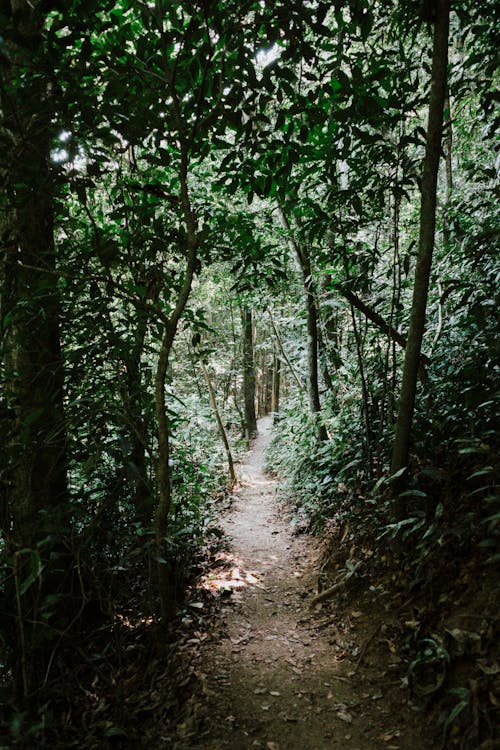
[391,0,450,500]
[125,321,151,522]
[0,2,68,543]
[241,306,258,439]
[0,1,69,702]
[272,352,281,423]
[304,265,323,418]
[278,205,326,440]
[154,147,198,621]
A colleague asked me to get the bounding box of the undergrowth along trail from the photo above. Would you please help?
[193,417,434,750]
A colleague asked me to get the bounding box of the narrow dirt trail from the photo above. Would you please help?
[195,417,427,750]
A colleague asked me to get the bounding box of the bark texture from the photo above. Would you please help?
[391,0,450,492]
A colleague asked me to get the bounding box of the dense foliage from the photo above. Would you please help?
[0,0,497,747]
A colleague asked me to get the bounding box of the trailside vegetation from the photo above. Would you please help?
[0,1,497,747]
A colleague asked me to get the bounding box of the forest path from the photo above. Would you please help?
[193,416,426,750]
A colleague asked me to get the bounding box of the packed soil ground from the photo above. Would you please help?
[179,416,437,750]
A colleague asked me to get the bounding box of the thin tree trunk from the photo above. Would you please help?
[268,308,305,393]
[278,205,326,440]
[154,147,198,621]
[272,352,281,423]
[200,361,237,489]
[241,306,258,439]
[304,269,323,420]
[265,363,273,414]
[318,273,342,392]
[443,88,453,248]
[391,0,450,499]
[379,185,403,455]
[349,306,374,478]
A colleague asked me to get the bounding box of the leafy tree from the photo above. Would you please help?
[0,1,497,743]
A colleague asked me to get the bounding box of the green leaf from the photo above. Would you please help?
[467,466,494,480]
[2,311,13,330]
[442,696,469,737]
[391,467,407,480]
[399,489,428,498]
[486,553,500,565]
[105,726,127,738]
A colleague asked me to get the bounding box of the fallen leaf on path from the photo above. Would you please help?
[336,710,353,723]
[246,573,261,584]
[266,743,280,750]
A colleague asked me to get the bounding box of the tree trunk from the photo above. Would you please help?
[278,205,326,440]
[304,267,323,420]
[268,307,305,394]
[442,88,453,248]
[0,0,68,701]
[0,6,68,545]
[391,0,450,497]
[154,146,198,621]
[272,352,281,423]
[241,306,258,439]
[318,273,342,392]
[200,361,237,489]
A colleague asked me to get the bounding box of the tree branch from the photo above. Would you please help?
[333,284,430,375]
